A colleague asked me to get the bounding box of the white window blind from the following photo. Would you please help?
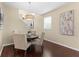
[44,16,52,31]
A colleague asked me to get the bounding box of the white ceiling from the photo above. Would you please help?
[3,2,68,15]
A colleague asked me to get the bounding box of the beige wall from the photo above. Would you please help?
[2,4,43,45]
[43,3,79,50]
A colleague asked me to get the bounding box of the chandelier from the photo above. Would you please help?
[22,14,34,20]
[22,2,35,20]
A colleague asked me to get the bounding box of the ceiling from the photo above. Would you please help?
[3,2,68,15]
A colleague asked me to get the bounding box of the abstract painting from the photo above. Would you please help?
[60,10,74,36]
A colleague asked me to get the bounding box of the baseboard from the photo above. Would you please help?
[45,39,79,52]
[0,46,4,56]
[3,43,14,47]
[0,43,14,56]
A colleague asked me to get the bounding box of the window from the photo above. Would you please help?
[44,16,52,31]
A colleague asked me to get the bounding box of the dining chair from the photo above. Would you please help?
[40,32,45,45]
[32,32,45,52]
[36,32,45,45]
[13,34,31,56]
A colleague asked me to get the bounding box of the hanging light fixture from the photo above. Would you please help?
[23,14,34,20]
[22,2,35,20]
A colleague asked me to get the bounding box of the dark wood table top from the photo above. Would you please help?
[27,35,39,42]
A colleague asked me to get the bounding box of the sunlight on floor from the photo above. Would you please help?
[43,49,52,57]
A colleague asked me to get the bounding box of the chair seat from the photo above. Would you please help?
[15,42,31,50]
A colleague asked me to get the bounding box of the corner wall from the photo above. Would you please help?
[43,3,79,50]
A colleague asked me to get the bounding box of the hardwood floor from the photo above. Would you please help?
[1,40,79,57]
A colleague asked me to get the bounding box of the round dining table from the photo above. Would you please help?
[27,35,39,42]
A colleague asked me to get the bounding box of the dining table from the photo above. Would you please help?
[27,34,39,42]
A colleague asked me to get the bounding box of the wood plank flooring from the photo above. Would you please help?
[1,40,79,57]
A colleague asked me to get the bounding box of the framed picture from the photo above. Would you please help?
[60,10,74,36]
[0,8,3,30]
[25,20,34,29]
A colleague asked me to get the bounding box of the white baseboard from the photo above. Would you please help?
[45,39,79,52]
[0,43,14,56]
[3,43,14,47]
[0,46,4,56]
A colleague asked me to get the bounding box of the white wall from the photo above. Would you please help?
[43,3,79,50]
[2,4,43,45]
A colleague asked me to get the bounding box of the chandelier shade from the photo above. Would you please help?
[22,14,34,20]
